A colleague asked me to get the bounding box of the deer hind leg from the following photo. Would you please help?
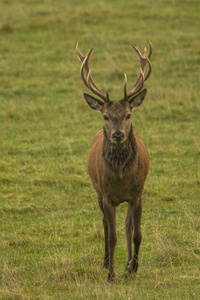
[97,194,109,268]
[127,199,142,273]
[103,199,117,282]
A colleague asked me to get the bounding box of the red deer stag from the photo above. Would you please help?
[76,40,152,282]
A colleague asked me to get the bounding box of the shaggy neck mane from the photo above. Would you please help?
[102,124,137,174]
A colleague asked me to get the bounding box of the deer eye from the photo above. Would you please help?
[126,114,131,120]
[103,115,109,121]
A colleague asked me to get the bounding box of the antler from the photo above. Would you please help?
[124,39,152,101]
[76,42,109,102]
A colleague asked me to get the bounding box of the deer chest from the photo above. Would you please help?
[102,171,144,206]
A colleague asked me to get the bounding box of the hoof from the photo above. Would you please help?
[107,272,116,283]
[126,259,138,273]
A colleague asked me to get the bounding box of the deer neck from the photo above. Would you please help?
[102,124,137,176]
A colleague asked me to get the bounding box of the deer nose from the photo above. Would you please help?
[112,131,125,142]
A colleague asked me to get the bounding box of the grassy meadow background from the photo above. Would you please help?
[0,0,199,299]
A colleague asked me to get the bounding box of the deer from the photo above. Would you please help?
[76,39,152,282]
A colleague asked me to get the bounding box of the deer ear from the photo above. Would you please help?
[83,93,104,111]
[128,89,147,110]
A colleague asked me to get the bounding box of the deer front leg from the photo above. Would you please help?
[127,199,142,273]
[125,203,133,270]
[103,200,117,282]
[102,215,109,268]
[97,194,109,268]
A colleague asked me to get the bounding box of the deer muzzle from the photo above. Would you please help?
[112,131,125,143]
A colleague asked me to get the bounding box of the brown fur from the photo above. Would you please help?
[86,97,149,282]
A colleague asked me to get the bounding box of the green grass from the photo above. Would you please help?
[0,0,199,299]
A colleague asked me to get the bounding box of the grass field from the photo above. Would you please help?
[0,0,199,299]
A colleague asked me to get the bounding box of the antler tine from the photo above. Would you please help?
[80,48,93,89]
[77,43,108,102]
[76,42,84,62]
[144,39,153,81]
[124,40,153,101]
[124,73,128,99]
[144,56,152,81]
[147,39,153,59]
[87,70,108,101]
[76,42,95,63]
[126,68,145,99]
[131,43,148,74]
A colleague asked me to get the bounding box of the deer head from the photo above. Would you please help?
[76,40,152,144]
